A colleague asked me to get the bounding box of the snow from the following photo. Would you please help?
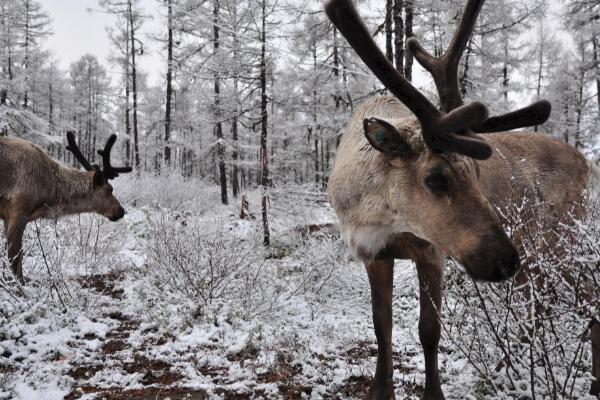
[0,174,597,399]
[13,379,69,400]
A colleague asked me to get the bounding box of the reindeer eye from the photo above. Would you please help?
[425,173,449,193]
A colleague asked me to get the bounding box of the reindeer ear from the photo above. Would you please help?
[363,118,413,158]
[93,170,105,188]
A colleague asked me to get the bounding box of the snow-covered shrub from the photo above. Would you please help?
[0,250,21,313]
[112,169,221,211]
[284,235,346,296]
[144,211,281,319]
[0,103,58,145]
[269,183,334,232]
[0,214,120,315]
[444,190,600,399]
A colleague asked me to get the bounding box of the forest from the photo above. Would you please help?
[0,0,600,399]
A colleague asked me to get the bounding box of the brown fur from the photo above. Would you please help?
[328,96,597,399]
[0,137,126,282]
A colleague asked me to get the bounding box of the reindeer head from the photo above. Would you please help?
[66,132,132,222]
[327,0,552,282]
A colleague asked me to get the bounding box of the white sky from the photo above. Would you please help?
[39,0,164,86]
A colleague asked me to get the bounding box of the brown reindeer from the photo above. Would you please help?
[325,0,600,398]
[0,131,131,282]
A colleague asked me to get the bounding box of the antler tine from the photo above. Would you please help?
[407,0,485,112]
[473,100,552,133]
[97,135,133,180]
[326,0,492,160]
[325,0,439,122]
[66,131,96,172]
[407,0,552,129]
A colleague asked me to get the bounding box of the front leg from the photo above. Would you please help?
[365,257,395,400]
[415,249,445,400]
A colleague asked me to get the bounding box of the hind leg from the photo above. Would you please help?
[5,214,27,283]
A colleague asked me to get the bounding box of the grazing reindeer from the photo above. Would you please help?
[0,132,132,282]
[325,0,600,398]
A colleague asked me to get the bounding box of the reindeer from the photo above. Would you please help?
[0,131,132,283]
[325,0,600,398]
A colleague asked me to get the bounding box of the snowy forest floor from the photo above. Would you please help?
[0,173,595,400]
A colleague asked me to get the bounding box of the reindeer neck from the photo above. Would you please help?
[45,167,96,218]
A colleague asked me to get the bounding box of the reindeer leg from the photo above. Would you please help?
[591,318,600,397]
[415,249,445,400]
[365,257,395,400]
[5,215,27,283]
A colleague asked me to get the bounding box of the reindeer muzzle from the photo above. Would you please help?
[462,231,521,282]
[109,206,126,222]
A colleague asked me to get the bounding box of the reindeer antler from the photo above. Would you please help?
[97,135,133,180]
[66,131,132,180]
[406,0,551,130]
[66,131,97,172]
[325,0,551,159]
[472,100,551,133]
[326,0,491,159]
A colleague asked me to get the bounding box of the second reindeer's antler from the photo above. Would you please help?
[66,131,96,171]
[325,0,551,160]
[96,135,133,179]
[66,131,132,180]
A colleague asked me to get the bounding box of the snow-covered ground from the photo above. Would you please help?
[0,173,597,399]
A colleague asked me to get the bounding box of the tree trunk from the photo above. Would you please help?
[214,0,228,205]
[535,23,544,132]
[260,0,270,246]
[385,0,393,62]
[164,0,173,166]
[563,99,570,145]
[48,77,54,132]
[125,16,131,165]
[1,88,7,136]
[342,47,353,111]
[394,0,404,72]
[320,137,325,187]
[86,62,93,160]
[231,0,240,198]
[593,35,600,120]
[502,31,509,101]
[333,27,342,109]
[312,31,319,184]
[128,0,141,169]
[460,37,473,97]
[574,41,586,150]
[314,138,319,183]
[403,0,413,81]
[23,0,30,109]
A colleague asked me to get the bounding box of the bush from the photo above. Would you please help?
[0,214,121,314]
[443,191,600,399]
[112,169,220,211]
[144,211,285,320]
